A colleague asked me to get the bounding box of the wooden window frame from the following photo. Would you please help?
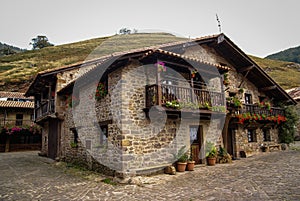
[247,129,257,142]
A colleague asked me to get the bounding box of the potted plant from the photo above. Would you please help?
[175,146,189,172]
[186,154,195,171]
[206,142,217,166]
[217,147,232,164]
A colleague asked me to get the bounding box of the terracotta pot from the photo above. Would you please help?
[186,161,195,171]
[207,157,216,166]
[176,162,187,172]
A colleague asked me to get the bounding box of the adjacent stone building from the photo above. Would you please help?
[0,91,41,152]
[25,33,296,177]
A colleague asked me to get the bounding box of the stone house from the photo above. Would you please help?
[25,33,296,176]
[286,87,300,138]
[0,91,41,152]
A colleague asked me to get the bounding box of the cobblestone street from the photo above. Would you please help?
[0,150,300,201]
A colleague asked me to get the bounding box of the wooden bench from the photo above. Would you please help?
[262,144,281,152]
[268,144,281,151]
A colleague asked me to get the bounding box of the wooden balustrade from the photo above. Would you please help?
[35,99,55,119]
[145,84,225,110]
[0,118,34,127]
[241,104,285,116]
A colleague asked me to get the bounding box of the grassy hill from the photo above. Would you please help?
[249,55,300,89]
[0,33,186,92]
[266,45,300,64]
[0,33,299,92]
[0,42,25,56]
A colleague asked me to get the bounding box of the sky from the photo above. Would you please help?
[1,0,299,58]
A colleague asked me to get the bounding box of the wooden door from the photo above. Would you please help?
[48,119,59,159]
[190,125,204,164]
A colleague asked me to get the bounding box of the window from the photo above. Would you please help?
[100,125,108,145]
[70,128,78,144]
[15,114,23,126]
[259,96,266,103]
[263,129,271,141]
[247,129,256,142]
[245,93,252,104]
[190,126,198,144]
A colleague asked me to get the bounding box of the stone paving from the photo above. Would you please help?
[0,150,300,201]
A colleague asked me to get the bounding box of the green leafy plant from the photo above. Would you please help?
[102,178,117,186]
[95,82,107,101]
[205,141,217,158]
[175,146,189,162]
[165,100,180,109]
[70,142,78,148]
[278,105,299,144]
[217,147,232,163]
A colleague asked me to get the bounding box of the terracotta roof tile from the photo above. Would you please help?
[152,49,230,71]
[0,101,34,108]
[0,91,33,99]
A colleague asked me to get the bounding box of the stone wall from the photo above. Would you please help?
[184,43,281,157]
[59,58,224,176]
[236,126,279,157]
[40,121,49,156]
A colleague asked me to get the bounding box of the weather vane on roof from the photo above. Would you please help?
[216,14,222,33]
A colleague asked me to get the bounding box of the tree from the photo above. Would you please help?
[278,105,299,144]
[30,36,54,50]
[0,45,17,55]
[119,28,132,35]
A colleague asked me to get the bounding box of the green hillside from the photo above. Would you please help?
[266,46,300,64]
[0,42,25,56]
[249,55,300,89]
[0,33,299,92]
[0,33,186,92]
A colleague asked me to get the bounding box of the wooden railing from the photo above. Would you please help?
[35,99,55,119]
[0,118,34,127]
[145,84,225,109]
[241,104,285,116]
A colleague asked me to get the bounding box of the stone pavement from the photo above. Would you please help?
[0,150,300,201]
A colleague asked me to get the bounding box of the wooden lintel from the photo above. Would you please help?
[238,65,254,73]
[260,85,277,91]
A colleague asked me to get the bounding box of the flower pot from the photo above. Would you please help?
[176,162,187,172]
[186,161,195,171]
[206,157,216,166]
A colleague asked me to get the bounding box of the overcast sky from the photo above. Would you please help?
[1,0,299,57]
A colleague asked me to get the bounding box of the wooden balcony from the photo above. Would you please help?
[242,104,285,116]
[145,84,225,113]
[229,103,285,117]
[35,99,55,120]
[0,118,34,127]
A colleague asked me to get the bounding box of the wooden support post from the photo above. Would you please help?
[190,70,194,103]
[156,64,162,106]
[5,136,9,152]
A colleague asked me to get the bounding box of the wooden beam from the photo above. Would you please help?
[260,86,277,91]
[238,65,254,73]
[238,68,252,88]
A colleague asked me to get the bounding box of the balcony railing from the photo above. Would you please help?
[145,84,225,110]
[0,118,35,127]
[241,104,285,116]
[35,99,55,120]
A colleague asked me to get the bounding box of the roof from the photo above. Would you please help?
[286,87,300,101]
[57,47,230,94]
[0,91,33,100]
[25,34,221,96]
[211,34,297,105]
[0,101,34,109]
[25,33,296,104]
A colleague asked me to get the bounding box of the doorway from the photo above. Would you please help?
[190,125,204,164]
[48,119,59,159]
[223,118,236,157]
